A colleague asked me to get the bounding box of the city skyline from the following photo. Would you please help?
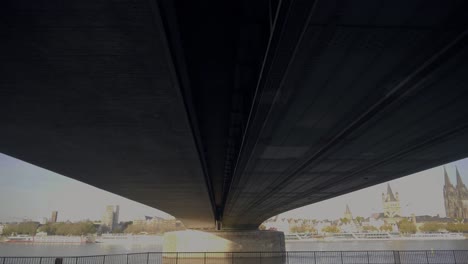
[280,162,468,221]
[1,152,468,223]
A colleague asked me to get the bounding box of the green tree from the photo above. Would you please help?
[419,222,445,233]
[124,223,144,234]
[2,225,16,236]
[2,222,39,236]
[398,219,417,234]
[446,222,468,233]
[362,225,378,232]
[380,224,393,232]
[355,216,365,225]
[308,226,317,234]
[340,218,350,225]
[290,223,316,234]
[38,221,96,236]
[322,225,340,233]
[76,221,97,235]
[38,223,57,235]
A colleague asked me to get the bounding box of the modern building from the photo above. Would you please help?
[50,211,58,223]
[382,184,401,223]
[113,205,119,229]
[102,205,119,231]
[443,167,468,219]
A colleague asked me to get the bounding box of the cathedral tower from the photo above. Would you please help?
[444,166,458,218]
[455,167,468,218]
[443,166,468,219]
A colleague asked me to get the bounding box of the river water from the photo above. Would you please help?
[1,238,468,257]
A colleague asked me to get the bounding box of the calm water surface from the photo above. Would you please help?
[1,238,468,257]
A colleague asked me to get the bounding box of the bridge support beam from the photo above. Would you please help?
[163,230,285,252]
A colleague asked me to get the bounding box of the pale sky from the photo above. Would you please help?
[0,153,172,223]
[1,152,468,223]
[280,159,468,220]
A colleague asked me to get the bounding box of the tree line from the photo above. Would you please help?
[2,221,96,236]
[39,221,96,235]
[260,217,468,234]
[2,222,39,236]
[398,220,468,234]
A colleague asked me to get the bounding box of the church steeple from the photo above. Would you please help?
[344,204,353,220]
[345,204,351,214]
[444,166,453,187]
[382,183,401,219]
[386,183,397,202]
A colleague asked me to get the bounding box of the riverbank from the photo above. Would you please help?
[285,232,467,242]
[1,237,468,256]
[0,234,165,244]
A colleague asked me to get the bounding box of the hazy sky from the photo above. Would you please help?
[1,153,468,223]
[0,153,172,222]
[281,159,468,220]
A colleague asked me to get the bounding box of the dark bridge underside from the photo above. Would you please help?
[1,0,468,229]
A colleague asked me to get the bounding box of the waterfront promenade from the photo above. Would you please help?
[2,250,468,264]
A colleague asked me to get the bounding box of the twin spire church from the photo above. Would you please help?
[443,167,468,219]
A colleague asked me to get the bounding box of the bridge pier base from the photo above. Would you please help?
[163,230,285,252]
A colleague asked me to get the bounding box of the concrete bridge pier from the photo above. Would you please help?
[162,230,285,264]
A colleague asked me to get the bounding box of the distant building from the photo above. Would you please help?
[113,206,119,229]
[341,205,359,233]
[130,216,183,234]
[133,216,162,226]
[443,167,468,219]
[414,214,452,223]
[382,184,401,224]
[102,205,119,231]
[367,215,385,229]
[344,204,353,220]
[50,211,58,223]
